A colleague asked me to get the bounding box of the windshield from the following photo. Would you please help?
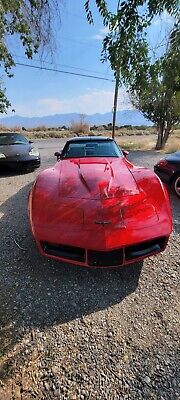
[0,133,28,145]
[61,140,122,159]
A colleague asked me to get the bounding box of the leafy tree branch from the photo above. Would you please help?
[0,0,60,113]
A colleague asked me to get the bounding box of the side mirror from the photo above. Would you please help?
[29,140,33,144]
[123,150,129,157]
[54,151,62,160]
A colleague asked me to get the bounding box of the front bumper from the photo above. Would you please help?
[38,236,168,268]
[0,156,40,170]
[29,189,172,268]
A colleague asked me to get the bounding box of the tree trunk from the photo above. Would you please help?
[155,123,172,150]
[155,124,164,150]
[161,125,172,149]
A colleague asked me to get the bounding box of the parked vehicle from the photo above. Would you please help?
[0,132,40,171]
[29,136,172,268]
[154,151,180,198]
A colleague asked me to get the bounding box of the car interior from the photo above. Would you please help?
[62,141,122,158]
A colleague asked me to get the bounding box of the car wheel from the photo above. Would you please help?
[172,174,180,198]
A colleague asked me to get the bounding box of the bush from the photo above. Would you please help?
[11,125,21,132]
[70,121,90,135]
[122,124,133,130]
[0,124,8,131]
[90,125,97,131]
[133,125,149,130]
[33,125,48,132]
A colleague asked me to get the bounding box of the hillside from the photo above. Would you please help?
[0,109,152,128]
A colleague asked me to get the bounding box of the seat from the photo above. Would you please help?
[96,145,113,157]
[67,146,85,158]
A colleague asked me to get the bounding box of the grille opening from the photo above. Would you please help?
[125,237,167,261]
[41,242,85,262]
[88,249,124,267]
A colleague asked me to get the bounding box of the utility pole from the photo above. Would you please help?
[112,0,121,139]
[112,72,120,139]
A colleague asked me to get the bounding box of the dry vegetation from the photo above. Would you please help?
[70,121,90,135]
[0,124,180,152]
[164,137,180,153]
[116,137,155,151]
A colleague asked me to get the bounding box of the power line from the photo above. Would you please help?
[15,62,114,82]
[13,53,113,78]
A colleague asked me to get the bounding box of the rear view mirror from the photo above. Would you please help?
[54,151,62,160]
[123,150,129,157]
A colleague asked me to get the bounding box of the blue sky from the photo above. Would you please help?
[2,0,174,117]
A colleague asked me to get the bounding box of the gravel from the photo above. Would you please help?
[0,140,179,400]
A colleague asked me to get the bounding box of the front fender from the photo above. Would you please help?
[131,167,172,230]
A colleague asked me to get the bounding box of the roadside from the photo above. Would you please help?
[1,126,180,152]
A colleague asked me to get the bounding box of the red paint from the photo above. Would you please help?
[28,147,172,268]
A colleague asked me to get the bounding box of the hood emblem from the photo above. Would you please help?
[95,220,111,226]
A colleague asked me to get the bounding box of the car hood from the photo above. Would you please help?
[0,143,31,157]
[59,157,141,200]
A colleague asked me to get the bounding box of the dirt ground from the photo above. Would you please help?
[0,139,179,399]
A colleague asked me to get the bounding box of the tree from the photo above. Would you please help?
[0,83,11,113]
[70,114,90,136]
[130,24,180,149]
[85,1,179,144]
[0,0,59,113]
[131,69,180,150]
[85,1,179,81]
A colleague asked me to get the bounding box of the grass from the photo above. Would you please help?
[164,137,180,153]
[117,137,156,151]
[118,133,180,152]
[26,130,74,139]
[114,128,155,136]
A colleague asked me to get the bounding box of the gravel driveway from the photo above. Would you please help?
[0,139,179,400]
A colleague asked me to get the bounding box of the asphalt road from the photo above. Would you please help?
[0,139,179,400]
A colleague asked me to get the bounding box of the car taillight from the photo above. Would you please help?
[157,159,168,167]
[157,159,175,173]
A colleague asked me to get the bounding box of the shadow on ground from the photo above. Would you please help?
[0,170,179,382]
[0,166,36,178]
[168,191,180,234]
[0,183,143,379]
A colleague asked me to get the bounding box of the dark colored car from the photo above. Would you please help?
[154,151,180,198]
[0,132,40,171]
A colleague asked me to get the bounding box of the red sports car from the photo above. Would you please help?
[28,136,172,268]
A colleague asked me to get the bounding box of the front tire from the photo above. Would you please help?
[172,174,180,198]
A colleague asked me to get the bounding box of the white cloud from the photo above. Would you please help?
[11,88,133,117]
[38,98,63,114]
[152,11,174,26]
[99,27,110,34]
[92,26,110,40]
[92,34,104,40]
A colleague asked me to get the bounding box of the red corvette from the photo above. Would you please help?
[28,137,172,268]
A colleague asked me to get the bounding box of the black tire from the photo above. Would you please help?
[172,174,180,198]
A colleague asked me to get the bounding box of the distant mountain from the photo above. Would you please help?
[0,109,152,128]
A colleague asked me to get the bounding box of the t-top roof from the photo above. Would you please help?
[67,136,113,143]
